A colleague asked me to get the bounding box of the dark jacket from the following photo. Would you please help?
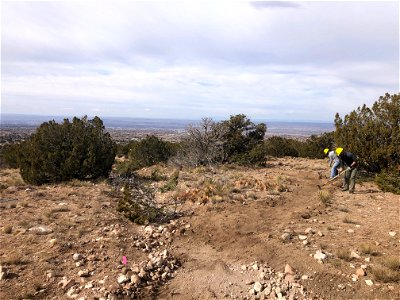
[340,151,358,168]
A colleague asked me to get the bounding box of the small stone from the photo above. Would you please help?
[130,274,141,284]
[49,239,57,247]
[313,250,327,262]
[389,231,397,237]
[301,275,308,280]
[347,229,354,234]
[0,266,8,280]
[84,282,93,289]
[388,285,395,291]
[259,272,266,280]
[365,279,374,286]
[302,240,309,245]
[298,235,308,240]
[241,265,247,271]
[365,257,371,262]
[144,226,154,235]
[245,279,255,285]
[253,281,263,293]
[305,228,314,235]
[317,231,324,237]
[284,264,295,275]
[73,253,84,261]
[350,251,360,259]
[252,263,259,270]
[29,225,53,235]
[338,284,345,290]
[58,278,76,291]
[356,268,366,277]
[281,233,292,242]
[285,274,295,284]
[78,270,89,277]
[264,285,272,296]
[117,275,129,284]
[46,270,56,281]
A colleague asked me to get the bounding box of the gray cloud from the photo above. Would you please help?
[1,1,398,121]
[249,1,300,9]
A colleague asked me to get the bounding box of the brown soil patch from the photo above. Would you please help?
[0,157,399,299]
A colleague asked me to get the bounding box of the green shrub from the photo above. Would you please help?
[220,114,266,163]
[334,93,399,172]
[117,183,164,225]
[375,171,400,194]
[18,116,116,184]
[129,135,176,169]
[0,143,21,168]
[265,136,299,157]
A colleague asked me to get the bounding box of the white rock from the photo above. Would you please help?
[144,226,154,235]
[252,263,259,270]
[350,251,360,259]
[356,268,366,277]
[131,274,141,284]
[281,233,292,242]
[313,250,327,262]
[298,235,308,240]
[389,231,397,237]
[365,279,374,286]
[253,281,263,293]
[347,229,354,234]
[284,264,295,275]
[241,265,247,271]
[259,272,266,280]
[0,266,8,280]
[73,253,84,261]
[49,239,57,247]
[29,225,53,235]
[117,275,129,284]
[78,270,89,277]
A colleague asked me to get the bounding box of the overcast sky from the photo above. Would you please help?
[1,1,399,122]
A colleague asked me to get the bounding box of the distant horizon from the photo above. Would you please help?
[0,112,334,125]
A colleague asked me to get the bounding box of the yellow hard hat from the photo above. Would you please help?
[324,148,329,155]
[335,148,344,156]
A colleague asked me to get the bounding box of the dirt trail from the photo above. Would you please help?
[158,159,399,299]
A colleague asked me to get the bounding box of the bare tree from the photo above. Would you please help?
[178,118,226,167]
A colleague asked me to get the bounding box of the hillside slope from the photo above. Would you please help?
[0,158,399,299]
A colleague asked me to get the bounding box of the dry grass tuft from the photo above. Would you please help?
[336,249,352,261]
[3,225,13,234]
[381,256,400,271]
[318,190,332,206]
[342,216,357,224]
[359,244,380,256]
[2,253,26,265]
[370,266,400,283]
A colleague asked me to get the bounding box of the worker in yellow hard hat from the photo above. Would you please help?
[324,148,340,178]
[335,148,358,193]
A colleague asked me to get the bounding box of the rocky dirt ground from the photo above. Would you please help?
[0,157,399,300]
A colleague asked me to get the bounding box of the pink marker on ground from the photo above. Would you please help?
[122,256,127,265]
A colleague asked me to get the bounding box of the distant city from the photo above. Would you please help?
[0,114,334,143]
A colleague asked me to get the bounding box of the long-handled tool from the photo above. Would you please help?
[317,170,346,190]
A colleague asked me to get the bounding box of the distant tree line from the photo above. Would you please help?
[0,93,398,193]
